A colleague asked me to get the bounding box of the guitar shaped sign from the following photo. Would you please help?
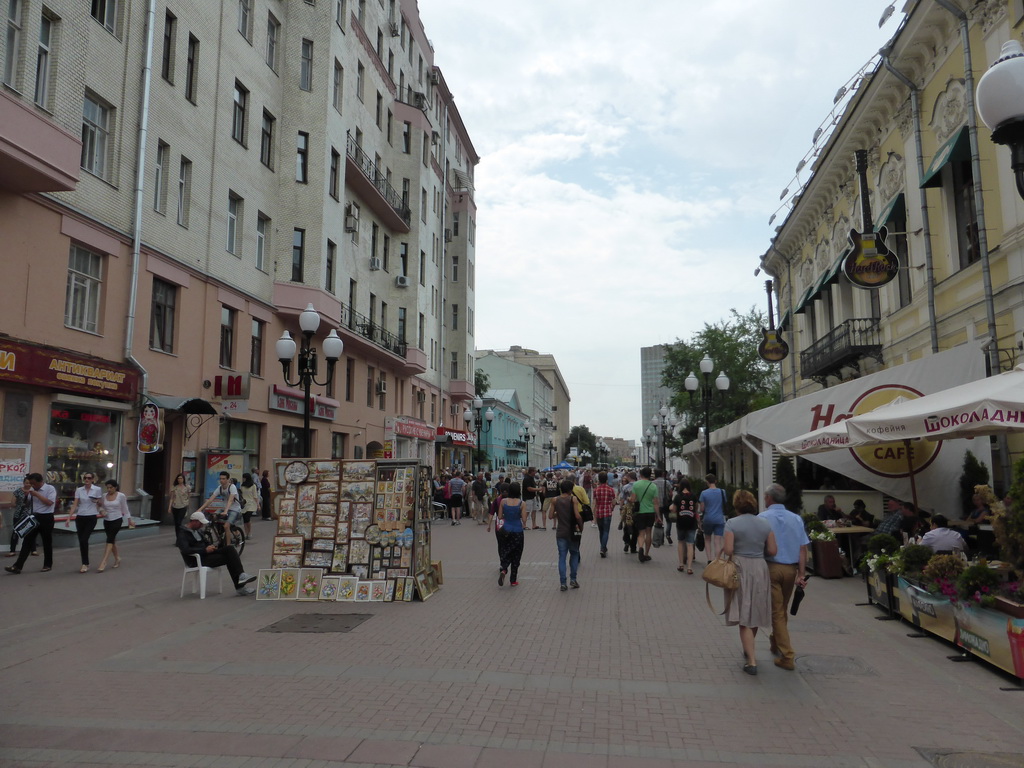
[757,280,789,363]
[842,149,900,289]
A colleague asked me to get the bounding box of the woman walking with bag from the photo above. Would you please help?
[722,489,776,675]
[672,478,700,574]
[551,479,584,591]
[66,473,103,572]
[490,481,526,586]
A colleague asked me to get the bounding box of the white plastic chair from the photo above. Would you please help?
[180,553,223,599]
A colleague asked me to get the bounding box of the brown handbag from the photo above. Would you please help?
[702,555,739,614]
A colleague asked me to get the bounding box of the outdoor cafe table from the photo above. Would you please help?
[830,525,875,574]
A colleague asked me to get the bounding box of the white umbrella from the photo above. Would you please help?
[845,364,1024,443]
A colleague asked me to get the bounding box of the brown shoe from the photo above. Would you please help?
[774,658,795,671]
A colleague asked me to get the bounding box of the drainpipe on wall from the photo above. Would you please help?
[881,54,939,355]
[125,0,157,499]
[768,240,798,401]
[933,0,1010,488]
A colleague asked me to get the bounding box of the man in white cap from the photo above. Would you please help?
[177,511,256,595]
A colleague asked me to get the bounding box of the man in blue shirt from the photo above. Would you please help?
[760,483,809,671]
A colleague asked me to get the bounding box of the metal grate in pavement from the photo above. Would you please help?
[796,654,876,676]
[917,748,1024,768]
[259,613,373,633]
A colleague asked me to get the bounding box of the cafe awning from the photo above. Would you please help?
[919,127,970,188]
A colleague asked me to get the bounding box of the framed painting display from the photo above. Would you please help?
[279,568,300,600]
[271,553,301,569]
[384,579,396,602]
[318,576,341,601]
[415,570,431,601]
[403,577,414,601]
[349,539,370,564]
[276,497,295,517]
[394,578,405,602]
[276,515,296,535]
[313,525,335,539]
[273,536,304,555]
[337,501,351,521]
[355,581,371,602]
[303,550,332,568]
[350,518,369,538]
[311,461,340,482]
[351,564,369,579]
[425,569,439,595]
[334,520,350,543]
[298,568,323,600]
[337,575,357,601]
[432,561,444,585]
[311,538,335,552]
[296,483,318,510]
[314,513,335,527]
[256,569,281,600]
[370,581,386,601]
[343,461,375,482]
[330,545,349,573]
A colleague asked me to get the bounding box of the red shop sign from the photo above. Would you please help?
[0,339,139,402]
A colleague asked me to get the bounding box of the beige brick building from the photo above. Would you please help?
[0,0,478,516]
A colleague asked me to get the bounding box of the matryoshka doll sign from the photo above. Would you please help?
[137,400,165,453]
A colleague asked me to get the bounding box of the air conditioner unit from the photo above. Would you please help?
[429,71,440,86]
[389,22,399,36]
[416,390,426,403]
[344,214,358,233]
[346,203,360,220]
[395,275,410,287]
[376,380,388,395]
[444,228,453,243]
[413,91,427,109]
[369,257,382,270]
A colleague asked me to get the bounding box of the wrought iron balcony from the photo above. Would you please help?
[340,302,407,357]
[800,318,882,384]
[345,134,412,226]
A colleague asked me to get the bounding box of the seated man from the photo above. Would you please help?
[875,499,904,536]
[177,511,256,596]
[919,514,967,553]
[817,495,847,522]
[848,499,874,528]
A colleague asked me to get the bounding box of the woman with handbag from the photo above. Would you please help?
[672,478,700,574]
[723,489,777,675]
[551,478,584,591]
[489,481,526,587]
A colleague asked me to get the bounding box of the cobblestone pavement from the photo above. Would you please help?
[2,518,1023,768]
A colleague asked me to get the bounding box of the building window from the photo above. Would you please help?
[260,110,274,168]
[177,156,192,227]
[281,426,304,458]
[375,91,383,127]
[184,34,198,103]
[266,13,279,70]
[419,249,425,285]
[153,140,169,213]
[91,0,116,33]
[65,245,102,334]
[402,121,411,154]
[256,213,269,271]
[378,372,386,410]
[81,93,111,178]
[292,228,305,282]
[382,234,390,271]
[452,211,460,236]
[468,306,474,335]
[219,306,235,368]
[296,131,308,182]
[336,0,346,27]
[398,307,406,344]
[227,192,242,255]
[952,160,981,270]
[356,61,364,102]
[450,351,458,379]
[399,242,408,276]
[250,319,264,376]
[345,357,354,401]
[326,240,336,294]
[161,11,176,83]
[300,38,313,90]
[34,13,53,107]
[237,0,252,41]
[150,278,176,353]
[5,1,23,86]
[420,187,427,223]
[332,59,343,112]
[386,109,393,144]
[366,365,375,407]
[418,312,424,349]
[452,255,459,282]
[329,148,340,199]
[332,432,347,459]
[231,81,248,144]
[357,0,365,25]
[452,303,458,331]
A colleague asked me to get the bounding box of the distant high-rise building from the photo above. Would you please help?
[640,345,673,438]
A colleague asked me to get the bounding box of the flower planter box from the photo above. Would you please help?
[811,540,844,579]
[897,577,957,643]
[952,603,1024,680]
[993,596,1024,620]
[866,569,896,611]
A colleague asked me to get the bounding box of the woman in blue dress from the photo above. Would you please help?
[491,481,526,587]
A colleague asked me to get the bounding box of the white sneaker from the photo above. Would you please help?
[236,585,255,596]
[238,572,256,585]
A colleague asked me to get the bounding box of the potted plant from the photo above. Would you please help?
[956,561,1003,608]
[921,553,966,600]
[995,581,1024,619]
[895,543,934,581]
[806,517,843,579]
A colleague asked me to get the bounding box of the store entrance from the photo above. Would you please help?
[143,449,168,523]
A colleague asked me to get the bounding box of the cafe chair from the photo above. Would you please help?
[180,553,223,599]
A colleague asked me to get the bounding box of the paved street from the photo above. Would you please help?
[2,518,1023,768]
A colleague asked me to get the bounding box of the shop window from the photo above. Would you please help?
[65,245,103,334]
[218,419,260,456]
[150,277,176,353]
[49,404,122,503]
[281,426,304,458]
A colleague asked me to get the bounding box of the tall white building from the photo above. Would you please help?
[640,345,672,437]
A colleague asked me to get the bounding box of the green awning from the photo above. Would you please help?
[792,284,815,315]
[876,192,906,228]
[821,249,848,288]
[920,127,970,188]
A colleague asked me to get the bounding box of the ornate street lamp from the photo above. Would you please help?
[976,40,1024,199]
[518,421,536,468]
[643,429,654,466]
[277,303,344,458]
[463,396,494,474]
[543,440,556,470]
[685,354,730,476]
[650,403,678,472]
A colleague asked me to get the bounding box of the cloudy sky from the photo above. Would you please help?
[419,1,901,444]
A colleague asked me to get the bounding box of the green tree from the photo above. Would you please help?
[474,369,490,397]
[958,450,990,513]
[662,307,780,444]
[563,425,597,462]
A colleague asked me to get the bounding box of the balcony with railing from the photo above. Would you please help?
[345,134,411,232]
[340,301,407,357]
[800,318,883,384]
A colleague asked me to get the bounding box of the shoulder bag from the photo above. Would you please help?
[13,513,38,539]
[702,554,739,614]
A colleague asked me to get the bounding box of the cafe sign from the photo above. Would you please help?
[0,338,139,401]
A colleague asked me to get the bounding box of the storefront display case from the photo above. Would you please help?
[47,404,122,508]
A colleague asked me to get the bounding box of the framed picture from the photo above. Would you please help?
[384,579,396,602]
[330,544,349,573]
[425,570,438,595]
[279,568,300,600]
[311,538,335,552]
[337,501,351,521]
[370,581,386,601]
[355,581,371,602]
[415,571,431,601]
[277,498,295,517]
[403,577,414,601]
[351,518,369,538]
[273,536,304,555]
[181,457,197,492]
[318,480,339,493]
[303,550,332,568]
[313,525,335,539]
[312,461,340,482]
[337,575,357,601]
[317,492,338,505]
[349,539,370,564]
[296,484,318,510]
[351,564,369,579]
[315,512,336,527]
[298,568,323,600]
[334,520,350,543]
[432,561,444,585]
[271,553,301,569]
[256,569,281,600]
[342,460,375,482]
[276,515,296,535]
[394,578,405,602]
[318,576,341,601]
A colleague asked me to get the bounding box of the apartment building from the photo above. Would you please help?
[0,0,478,515]
[686,0,1022,512]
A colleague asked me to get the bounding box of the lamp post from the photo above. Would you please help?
[685,354,730,476]
[650,403,678,473]
[543,440,556,470]
[643,429,654,466]
[976,40,1024,199]
[463,396,493,474]
[276,303,344,458]
[597,438,608,466]
[518,421,536,468]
